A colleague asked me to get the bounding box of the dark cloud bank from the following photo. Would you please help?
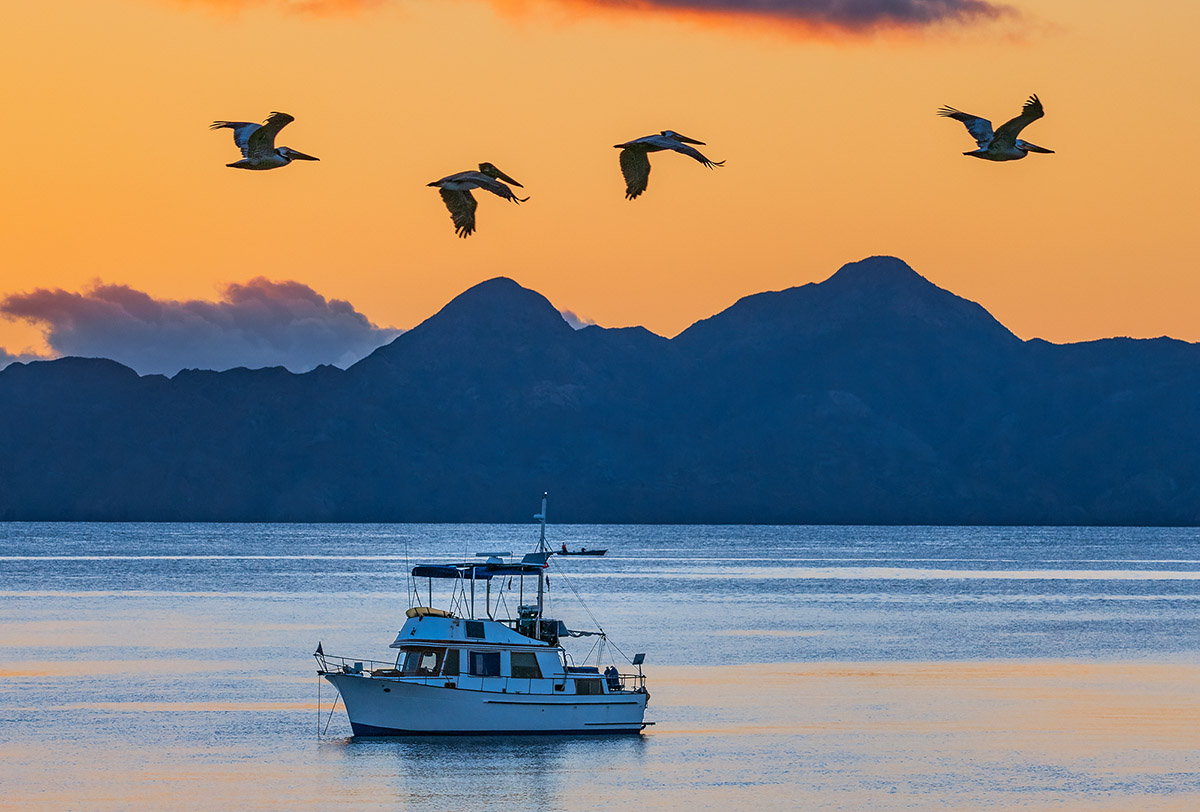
[548,0,1009,29]
[178,0,1011,31]
[0,278,402,376]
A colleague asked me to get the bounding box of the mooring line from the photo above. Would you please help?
[322,690,342,737]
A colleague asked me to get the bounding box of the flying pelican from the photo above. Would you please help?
[613,130,724,200]
[210,112,319,170]
[427,163,528,238]
[937,95,1054,161]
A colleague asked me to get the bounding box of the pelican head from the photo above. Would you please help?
[478,162,523,188]
[661,130,705,145]
[279,146,319,162]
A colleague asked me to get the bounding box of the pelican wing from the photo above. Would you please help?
[439,188,478,238]
[210,121,260,158]
[619,149,651,200]
[667,142,724,169]
[473,175,528,203]
[618,134,663,149]
[246,112,295,160]
[938,107,993,148]
[992,95,1045,150]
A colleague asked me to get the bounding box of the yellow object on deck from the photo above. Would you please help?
[405,606,455,618]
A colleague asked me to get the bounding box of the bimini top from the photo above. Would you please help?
[411,553,550,581]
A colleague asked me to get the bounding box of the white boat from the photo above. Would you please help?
[315,495,651,736]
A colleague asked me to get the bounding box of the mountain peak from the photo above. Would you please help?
[675,255,1017,349]
[351,276,574,372]
[823,255,931,290]
[814,256,1015,342]
[417,276,573,340]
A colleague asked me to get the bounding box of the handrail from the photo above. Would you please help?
[316,652,646,693]
[315,652,396,674]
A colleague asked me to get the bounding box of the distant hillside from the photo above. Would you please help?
[3,256,1199,524]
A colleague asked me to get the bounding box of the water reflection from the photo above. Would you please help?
[332,735,647,812]
[2,523,1199,810]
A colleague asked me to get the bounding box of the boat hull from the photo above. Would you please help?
[325,673,649,736]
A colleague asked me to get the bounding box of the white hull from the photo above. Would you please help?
[326,673,649,736]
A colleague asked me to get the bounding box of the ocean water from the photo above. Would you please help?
[1,523,1198,811]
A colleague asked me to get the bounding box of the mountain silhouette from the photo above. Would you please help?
[3,256,1199,524]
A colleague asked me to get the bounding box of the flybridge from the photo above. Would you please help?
[410,550,556,636]
[406,494,558,633]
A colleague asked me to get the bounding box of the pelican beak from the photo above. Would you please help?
[676,134,706,145]
[495,169,523,188]
[289,150,320,161]
[1024,143,1054,154]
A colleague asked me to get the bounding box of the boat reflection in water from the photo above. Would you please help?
[316,495,650,736]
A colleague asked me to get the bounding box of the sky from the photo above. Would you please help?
[1,0,1198,373]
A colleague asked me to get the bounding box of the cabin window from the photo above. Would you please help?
[468,650,501,677]
[510,651,542,679]
[442,648,460,676]
[465,621,486,639]
[575,678,603,695]
[401,648,444,677]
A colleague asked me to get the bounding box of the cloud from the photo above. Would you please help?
[169,0,384,15]
[560,309,597,330]
[490,0,1010,32]
[0,348,50,371]
[168,0,1011,32]
[0,278,402,376]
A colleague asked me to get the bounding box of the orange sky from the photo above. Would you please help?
[2,0,1198,361]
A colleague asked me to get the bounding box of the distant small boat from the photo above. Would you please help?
[556,548,607,556]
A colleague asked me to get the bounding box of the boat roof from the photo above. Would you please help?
[411,554,549,581]
[391,615,552,648]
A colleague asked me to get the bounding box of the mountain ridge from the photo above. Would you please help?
[3,256,1198,524]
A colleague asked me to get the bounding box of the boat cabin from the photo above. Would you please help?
[382,611,628,695]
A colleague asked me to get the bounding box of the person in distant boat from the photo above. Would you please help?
[561,543,568,553]
[605,665,620,691]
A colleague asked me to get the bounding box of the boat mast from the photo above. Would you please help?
[534,492,547,638]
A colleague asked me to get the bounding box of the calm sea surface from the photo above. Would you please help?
[1,524,1198,811]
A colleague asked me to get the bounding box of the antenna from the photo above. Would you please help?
[533,491,548,553]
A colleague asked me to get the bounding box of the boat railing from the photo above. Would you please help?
[609,672,647,694]
[316,652,647,694]
[314,652,396,675]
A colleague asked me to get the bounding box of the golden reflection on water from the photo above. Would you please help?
[0,660,237,678]
[652,662,1200,743]
[1,660,1197,811]
[21,701,316,712]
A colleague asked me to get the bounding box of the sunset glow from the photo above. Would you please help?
[2,0,1198,364]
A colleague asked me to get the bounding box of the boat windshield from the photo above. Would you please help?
[400,647,445,677]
